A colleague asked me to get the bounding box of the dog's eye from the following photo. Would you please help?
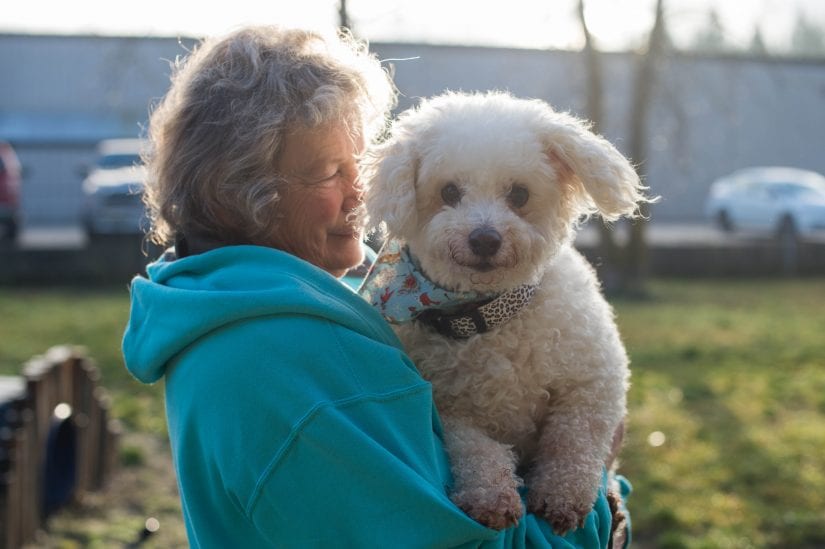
[441,182,462,207]
[507,184,530,208]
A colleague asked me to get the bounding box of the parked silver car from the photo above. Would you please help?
[81,139,147,236]
[704,167,825,239]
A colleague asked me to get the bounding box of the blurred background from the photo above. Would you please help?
[1,0,825,282]
[1,1,824,548]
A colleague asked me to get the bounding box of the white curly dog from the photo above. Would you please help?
[360,91,649,534]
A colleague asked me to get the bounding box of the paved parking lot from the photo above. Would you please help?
[16,225,87,250]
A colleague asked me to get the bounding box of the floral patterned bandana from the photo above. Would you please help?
[358,239,536,339]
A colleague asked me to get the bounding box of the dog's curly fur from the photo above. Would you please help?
[363,91,648,533]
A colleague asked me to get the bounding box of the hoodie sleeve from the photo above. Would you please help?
[245,382,619,549]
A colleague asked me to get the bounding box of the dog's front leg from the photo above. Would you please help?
[525,389,621,535]
[441,415,524,530]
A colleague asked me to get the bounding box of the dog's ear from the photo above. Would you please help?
[362,133,419,238]
[540,110,649,221]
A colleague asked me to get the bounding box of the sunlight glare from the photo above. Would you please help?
[648,431,667,447]
[583,0,657,50]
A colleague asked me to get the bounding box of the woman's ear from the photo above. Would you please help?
[362,134,419,239]
[540,110,651,221]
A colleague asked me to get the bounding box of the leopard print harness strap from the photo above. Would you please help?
[416,284,537,339]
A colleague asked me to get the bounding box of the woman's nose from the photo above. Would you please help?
[342,169,363,212]
[343,193,362,212]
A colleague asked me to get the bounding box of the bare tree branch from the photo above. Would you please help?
[339,0,352,32]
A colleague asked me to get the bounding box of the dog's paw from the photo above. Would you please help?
[544,504,591,536]
[452,485,524,530]
[527,492,591,536]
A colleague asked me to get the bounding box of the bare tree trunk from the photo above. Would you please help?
[578,0,603,132]
[624,0,666,295]
[578,0,666,296]
[576,0,625,293]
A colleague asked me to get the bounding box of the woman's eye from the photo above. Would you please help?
[507,184,529,208]
[441,182,462,206]
[312,171,340,185]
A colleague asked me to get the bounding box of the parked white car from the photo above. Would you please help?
[81,139,147,236]
[704,167,825,239]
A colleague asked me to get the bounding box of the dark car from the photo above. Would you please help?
[0,141,22,240]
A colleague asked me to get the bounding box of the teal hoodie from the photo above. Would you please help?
[123,245,624,548]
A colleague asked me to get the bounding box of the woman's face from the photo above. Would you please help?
[271,123,366,278]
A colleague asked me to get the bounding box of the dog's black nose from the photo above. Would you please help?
[468,227,502,257]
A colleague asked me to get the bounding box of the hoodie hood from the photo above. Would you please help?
[123,245,401,384]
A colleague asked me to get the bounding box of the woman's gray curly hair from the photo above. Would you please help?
[143,25,397,246]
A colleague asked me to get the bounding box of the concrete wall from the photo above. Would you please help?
[2,34,824,226]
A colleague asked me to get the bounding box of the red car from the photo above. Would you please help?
[0,141,21,240]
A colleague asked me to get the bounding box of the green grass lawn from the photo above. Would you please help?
[1,279,824,548]
[614,280,825,549]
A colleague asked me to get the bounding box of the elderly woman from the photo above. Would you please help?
[123,26,627,548]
